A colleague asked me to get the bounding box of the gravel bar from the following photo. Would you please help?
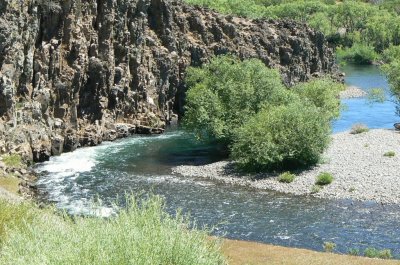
[340,85,367,99]
[173,129,400,204]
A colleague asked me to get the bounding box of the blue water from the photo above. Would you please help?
[34,64,400,255]
[333,64,398,132]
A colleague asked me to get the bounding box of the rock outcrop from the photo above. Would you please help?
[0,0,339,162]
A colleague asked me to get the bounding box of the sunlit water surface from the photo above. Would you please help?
[35,65,400,254]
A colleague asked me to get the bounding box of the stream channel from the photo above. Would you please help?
[35,64,400,254]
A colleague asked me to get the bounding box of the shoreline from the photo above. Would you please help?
[340,85,367,99]
[173,129,400,204]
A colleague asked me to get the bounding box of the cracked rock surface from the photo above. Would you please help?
[0,0,338,162]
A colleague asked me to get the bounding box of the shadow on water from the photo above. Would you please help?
[34,64,400,255]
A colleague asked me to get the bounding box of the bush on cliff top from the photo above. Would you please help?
[0,197,225,265]
[184,55,342,171]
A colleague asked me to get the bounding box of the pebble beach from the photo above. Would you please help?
[173,129,400,204]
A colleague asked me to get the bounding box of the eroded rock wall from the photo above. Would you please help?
[0,0,339,162]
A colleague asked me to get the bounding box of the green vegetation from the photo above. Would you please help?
[184,0,400,65]
[384,151,396,157]
[184,56,343,172]
[278,172,296,183]
[310,185,321,194]
[0,196,226,265]
[1,154,22,168]
[232,101,331,171]
[367,88,386,104]
[323,242,336,253]
[364,248,393,260]
[315,172,334,186]
[350,123,369,134]
[348,248,360,256]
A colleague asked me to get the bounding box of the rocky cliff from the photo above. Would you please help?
[0,0,339,163]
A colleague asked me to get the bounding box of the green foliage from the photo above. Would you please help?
[0,196,226,265]
[348,248,360,256]
[1,154,22,168]
[367,88,386,104]
[293,78,344,120]
[323,242,336,253]
[185,56,339,172]
[231,101,331,171]
[337,44,379,65]
[185,0,400,65]
[364,248,393,259]
[278,172,296,183]
[382,45,400,63]
[315,172,333,186]
[350,123,369,134]
[0,200,36,244]
[383,151,396,157]
[184,55,289,143]
[382,60,400,98]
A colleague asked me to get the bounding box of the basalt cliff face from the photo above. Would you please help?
[0,0,338,163]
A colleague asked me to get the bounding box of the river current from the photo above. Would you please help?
[35,64,400,254]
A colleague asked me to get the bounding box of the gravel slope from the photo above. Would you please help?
[173,129,400,204]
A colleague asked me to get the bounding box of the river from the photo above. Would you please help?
[34,64,400,255]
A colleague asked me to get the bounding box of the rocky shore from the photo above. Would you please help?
[173,129,400,204]
[340,85,367,99]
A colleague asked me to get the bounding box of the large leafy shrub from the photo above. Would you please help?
[184,56,291,143]
[184,56,341,171]
[231,100,331,171]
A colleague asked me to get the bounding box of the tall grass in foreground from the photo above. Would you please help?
[0,196,226,265]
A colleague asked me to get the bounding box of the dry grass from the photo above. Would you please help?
[221,239,400,265]
[0,175,21,194]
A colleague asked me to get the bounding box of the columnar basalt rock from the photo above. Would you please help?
[0,0,339,162]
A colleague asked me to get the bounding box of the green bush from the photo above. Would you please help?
[293,78,344,120]
[323,242,336,253]
[315,172,334,186]
[278,172,296,183]
[384,151,396,157]
[184,56,340,172]
[350,123,369,134]
[184,55,290,143]
[367,88,386,104]
[348,248,360,256]
[337,44,380,64]
[231,101,331,171]
[364,248,393,259]
[0,196,226,265]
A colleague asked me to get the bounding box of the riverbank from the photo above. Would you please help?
[222,239,399,265]
[340,85,367,99]
[173,129,400,204]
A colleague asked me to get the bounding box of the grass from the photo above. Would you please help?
[1,154,22,168]
[383,151,396,157]
[0,200,36,244]
[278,172,296,183]
[323,242,336,253]
[350,123,369,134]
[222,239,399,265]
[0,175,21,194]
[0,196,226,265]
[315,172,334,186]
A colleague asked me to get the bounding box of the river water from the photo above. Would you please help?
[35,65,400,254]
